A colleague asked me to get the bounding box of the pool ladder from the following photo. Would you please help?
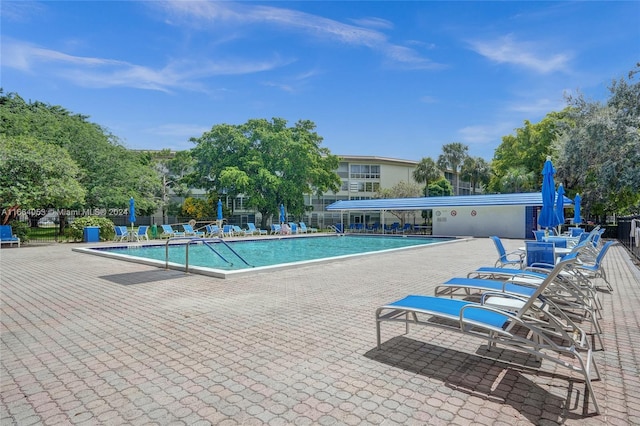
[165,236,253,273]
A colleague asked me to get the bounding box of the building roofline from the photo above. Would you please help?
[326,192,574,211]
[337,155,418,166]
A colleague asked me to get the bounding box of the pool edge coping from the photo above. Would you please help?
[72,235,471,279]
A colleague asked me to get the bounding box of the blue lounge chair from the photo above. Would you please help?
[182,224,205,237]
[288,223,298,234]
[375,253,601,414]
[525,241,556,269]
[205,224,221,237]
[0,225,20,248]
[134,225,149,242]
[233,225,247,236]
[161,225,185,238]
[400,223,412,234]
[574,240,615,292]
[114,226,129,242]
[490,236,524,268]
[222,225,235,237]
[533,230,546,241]
[299,222,317,233]
[270,224,281,235]
[247,223,267,235]
[569,227,584,237]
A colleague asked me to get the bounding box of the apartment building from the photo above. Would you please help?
[304,155,419,229]
[165,153,477,229]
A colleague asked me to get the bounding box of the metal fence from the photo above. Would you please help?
[618,215,640,261]
[19,214,282,243]
[20,215,216,243]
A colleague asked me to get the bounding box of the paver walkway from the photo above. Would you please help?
[1,237,639,425]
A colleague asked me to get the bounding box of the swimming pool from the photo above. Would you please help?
[75,234,459,278]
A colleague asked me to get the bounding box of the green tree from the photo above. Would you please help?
[500,166,536,193]
[437,142,469,195]
[413,157,442,196]
[182,197,213,219]
[189,118,341,228]
[0,135,86,215]
[427,177,454,197]
[0,92,162,216]
[460,156,490,194]
[555,65,640,218]
[376,181,422,225]
[151,149,195,223]
[489,110,571,193]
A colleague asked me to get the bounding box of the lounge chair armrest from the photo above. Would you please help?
[480,291,528,304]
[529,262,556,270]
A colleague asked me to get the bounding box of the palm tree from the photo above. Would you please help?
[460,156,490,194]
[437,142,469,195]
[413,157,442,196]
[500,166,535,193]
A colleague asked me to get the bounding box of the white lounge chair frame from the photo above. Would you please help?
[375,253,601,414]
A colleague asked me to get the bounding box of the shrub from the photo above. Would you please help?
[8,220,29,243]
[68,216,116,242]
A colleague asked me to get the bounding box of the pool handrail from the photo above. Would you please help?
[165,236,253,273]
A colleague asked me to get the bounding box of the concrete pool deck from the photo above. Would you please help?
[1,238,639,425]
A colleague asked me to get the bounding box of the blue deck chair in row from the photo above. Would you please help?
[434,253,604,350]
[575,240,615,292]
[0,225,21,248]
[375,252,601,414]
[161,224,185,238]
[205,224,221,237]
[221,225,235,237]
[525,241,557,270]
[366,223,380,233]
[568,227,584,237]
[247,223,267,235]
[298,222,317,233]
[134,226,149,242]
[490,236,524,268]
[182,224,205,237]
[466,239,600,299]
[114,226,129,242]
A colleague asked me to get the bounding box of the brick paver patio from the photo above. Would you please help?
[1,237,639,425]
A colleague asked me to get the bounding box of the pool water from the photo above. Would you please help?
[88,235,454,273]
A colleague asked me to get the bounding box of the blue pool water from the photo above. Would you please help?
[85,235,454,274]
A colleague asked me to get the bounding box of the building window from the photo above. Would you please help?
[364,182,380,192]
[350,164,380,179]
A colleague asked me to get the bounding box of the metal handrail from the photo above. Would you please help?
[164,236,253,273]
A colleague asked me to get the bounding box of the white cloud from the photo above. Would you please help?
[508,97,567,115]
[0,1,46,22]
[457,122,514,145]
[419,95,438,104]
[157,1,445,70]
[1,39,287,92]
[349,17,394,30]
[468,34,571,74]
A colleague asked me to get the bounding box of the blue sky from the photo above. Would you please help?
[2,1,638,161]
